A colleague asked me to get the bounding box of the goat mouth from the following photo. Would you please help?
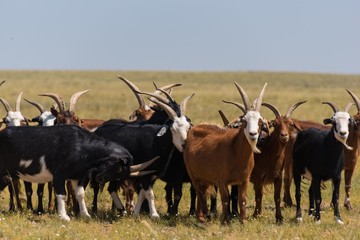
[280,137,289,143]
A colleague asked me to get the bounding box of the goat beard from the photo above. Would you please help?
[249,140,261,154]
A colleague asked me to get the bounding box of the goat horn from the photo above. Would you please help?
[0,97,12,112]
[0,80,5,87]
[254,82,268,112]
[285,100,307,117]
[180,93,195,116]
[234,82,251,111]
[149,83,182,108]
[117,75,146,111]
[218,110,230,126]
[130,170,157,177]
[69,90,89,112]
[222,100,246,114]
[39,93,66,113]
[24,99,45,113]
[344,102,354,112]
[322,101,339,113]
[262,102,281,118]
[346,89,360,112]
[148,97,178,118]
[15,92,23,112]
[130,156,159,173]
[153,82,175,102]
[137,91,171,106]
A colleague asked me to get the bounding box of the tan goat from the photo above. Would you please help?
[184,82,267,224]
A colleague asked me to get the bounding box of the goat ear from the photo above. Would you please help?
[323,118,333,125]
[268,120,275,128]
[50,107,59,116]
[293,121,302,131]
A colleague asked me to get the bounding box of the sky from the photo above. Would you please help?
[0,1,359,74]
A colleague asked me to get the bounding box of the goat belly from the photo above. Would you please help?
[17,156,53,183]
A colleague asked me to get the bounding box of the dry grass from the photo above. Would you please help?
[0,70,360,239]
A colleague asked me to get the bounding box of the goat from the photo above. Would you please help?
[282,119,329,207]
[0,124,157,221]
[0,92,27,212]
[293,102,353,224]
[184,82,267,224]
[95,89,194,218]
[248,101,305,223]
[23,98,57,214]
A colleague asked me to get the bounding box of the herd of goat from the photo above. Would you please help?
[0,76,359,225]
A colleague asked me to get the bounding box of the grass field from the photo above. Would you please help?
[0,70,360,239]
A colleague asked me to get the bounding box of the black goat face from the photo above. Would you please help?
[95,159,130,185]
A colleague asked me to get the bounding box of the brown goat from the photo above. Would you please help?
[184,82,267,224]
[250,101,305,223]
[343,89,360,210]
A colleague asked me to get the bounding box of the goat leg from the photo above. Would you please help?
[274,176,283,224]
[332,176,344,224]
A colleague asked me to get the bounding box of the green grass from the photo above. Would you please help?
[0,70,360,239]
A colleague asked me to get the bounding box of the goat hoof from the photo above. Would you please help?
[296,217,303,223]
[335,216,344,225]
[59,214,71,221]
[150,213,160,219]
[344,202,352,210]
[315,219,321,224]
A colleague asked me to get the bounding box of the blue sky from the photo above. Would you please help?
[1,1,359,74]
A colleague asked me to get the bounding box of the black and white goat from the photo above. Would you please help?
[0,124,156,221]
[293,101,353,224]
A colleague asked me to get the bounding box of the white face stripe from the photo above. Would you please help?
[6,111,25,126]
[19,159,33,168]
[170,115,191,152]
[18,155,53,183]
[332,111,352,149]
[242,111,262,153]
[40,111,56,126]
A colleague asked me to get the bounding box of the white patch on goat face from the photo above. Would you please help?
[332,112,352,149]
[40,111,56,126]
[243,111,262,152]
[18,155,53,183]
[6,111,25,126]
[170,115,191,152]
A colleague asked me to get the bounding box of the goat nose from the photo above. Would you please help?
[340,131,347,136]
[249,132,258,136]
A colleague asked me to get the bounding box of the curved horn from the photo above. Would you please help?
[15,92,23,112]
[149,83,182,107]
[69,89,89,112]
[180,93,195,115]
[322,101,339,113]
[0,98,12,112]
[218,110,230,126]
[24,99,45,113]
[262,102,281,118]
[39,93,66,113]
[346,89,360,112]
[234,82,251,111]
[222,100,246,114]
[285,100,307,117]
[117,75,146,110]
[0,80,5,87]
[148,97,178,118]
[138,91,171,105]
[254,82,268,112]
[152,82,175,102]
[130,156,159,173]
[344,102,354,112]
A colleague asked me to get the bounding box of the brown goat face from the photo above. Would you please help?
[242,110,263,153]
[273,118,292,144]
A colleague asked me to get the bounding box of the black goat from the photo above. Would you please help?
[95,90,193,218]
[293,102,353,224]
[0,125,153,221]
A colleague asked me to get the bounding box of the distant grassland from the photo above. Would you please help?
[0,70,360,239]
